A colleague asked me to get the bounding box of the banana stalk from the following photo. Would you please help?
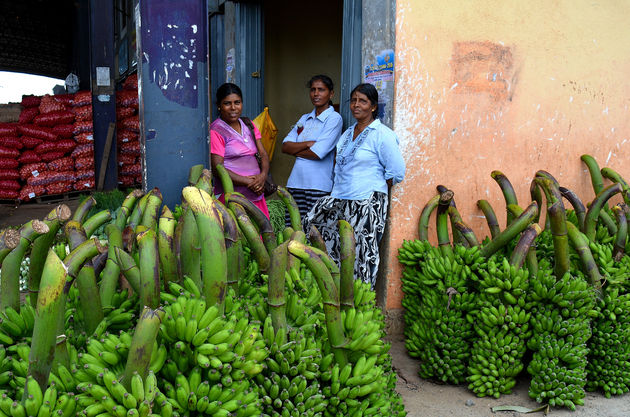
[82,209,112,237]
[436,190,454,258]
[601,167,630,206]
[188,164,205,185]
[121,306,164,391]
[174,206,201,287]
[28,205,71,307]
[277,186,302,232]
[0,228,20,264]
[1,220,49,311]
[580,154,605,196]
[506,204,539,276]
[64,238,107,279]
[114,247,141,294]
[559,186,586,230]
[213,200,241,289]
[182,187,228,310]
[194,169,213,194]
[137,229,160,309]
[566,222,602,289]
[140,188,163,229]
[509,224,542,269]
[476,199,500,239]
[64,220,87,251]
[307,225,327,254]
[535,170,560,187]
[453,221,480,247]
[309,245,341,290]
[339,220,355,311]
[447,205,473,247]
[99,224,124,308]
[92,251,108,278]
[115,189,144,229]
[598,209,618,236]
[284,226,295,242]
[480,202,538,259]
[583,183,623,241]
[268,242,289,333]
[287,230,306,273]
[437,185,466,247]
[72,196,95,223]
[26,249,67,394]
[227,192,277,255]
[215,163,234,194]
[75,265,103,335]
[612,204,627,262]
[547,201,570,278]
[157,206,178,284]
[127,192,150,232]
[491,170,518,226]
[287,240,347,367]
[418,194,440,241]
[529,180,543,225]
[232,202,270,271]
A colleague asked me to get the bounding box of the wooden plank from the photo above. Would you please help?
[97,122,116,191]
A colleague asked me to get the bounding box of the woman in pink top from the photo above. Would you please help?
[210,83,270,218]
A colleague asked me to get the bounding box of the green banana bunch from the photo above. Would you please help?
[527,263,595,410]
[0,384,78,417]
[0,304,36,346]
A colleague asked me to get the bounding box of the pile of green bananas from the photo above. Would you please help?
[398,241,479,384]
[0,376,77,417]
[586,286,630,397]
[0,304,35,347]
[527,263,596,409]
[467,258,531,398]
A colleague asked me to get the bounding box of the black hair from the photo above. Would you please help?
[216,83,243,105]
[351,83,379,119]
[308,75,334,106]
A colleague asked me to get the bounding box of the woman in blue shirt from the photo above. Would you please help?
[282,75,343,220]
[304,83,405,289]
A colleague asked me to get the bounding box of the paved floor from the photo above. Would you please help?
[1,199,81,228]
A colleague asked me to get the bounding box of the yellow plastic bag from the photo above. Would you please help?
[252,107,278,161]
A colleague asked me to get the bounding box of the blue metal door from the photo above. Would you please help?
[235,1,264,119]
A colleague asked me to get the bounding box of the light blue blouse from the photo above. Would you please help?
[331,119,405,200]
[283,107,343,192]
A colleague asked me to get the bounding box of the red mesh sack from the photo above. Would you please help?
[74,178,95,191]
[121,116,139,133]
[18,125,58,141]
[26,171,51,186]
[21,95,41,108]
[48,157,74,171]
[0,189,18,199]
[120,164,142,176]
[39,95,66,114]
[0,137,23,150]
[75,132,94,144]
[20,136,43,149]
[73,120,93,134]
[33,111,74,127]
[53,94,74,106]
[47,181,74,194]
[116,90,139,108]
[119,140,141,156]
[71,144,94,158]
[52,124,74,138]
[18,151,41,164]
[19,185,46,201]
[56,139,77,154]
[0,159,19,169]
[34,142,59,155]
[18,107,40,124]
[0,123,18,136]
[20,163,47,180]
[72,105,93,122]
[0,169,19,180]
[116,106,135,120]
[40,151,65,162]
[0,180,20,190]
[122,73,138,90]
[76,169,94,180]
[74,156,94,170]
[117,130,138,143]
[117,154,136,165]
[118,174,138,187]
[0,146,19,158]
[73,91,91,107]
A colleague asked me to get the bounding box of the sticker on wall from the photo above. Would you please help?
[364,49,395,86]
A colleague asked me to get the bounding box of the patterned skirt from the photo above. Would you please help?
[302,192,389,289]
[285,187,329,227]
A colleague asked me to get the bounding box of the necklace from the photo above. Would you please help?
[337,125,371,168]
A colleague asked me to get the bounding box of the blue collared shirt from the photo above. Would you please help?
[283,107,343,192]
[331,119,405,200]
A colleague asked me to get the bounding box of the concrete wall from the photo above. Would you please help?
[263,0,343,185]
[384,0,630,310]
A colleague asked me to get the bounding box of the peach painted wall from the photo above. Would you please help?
[385,1,630,310]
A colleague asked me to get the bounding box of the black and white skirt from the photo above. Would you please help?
[286,187,329,227]
[303,192,389,289]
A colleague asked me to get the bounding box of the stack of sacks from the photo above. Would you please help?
[70,91,96,192]
[0,122,21,199]
[116,73,142,187]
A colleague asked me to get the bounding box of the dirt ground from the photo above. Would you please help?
[389,334,630,417]
[0,199,80,228]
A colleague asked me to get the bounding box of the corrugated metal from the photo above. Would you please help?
[209,12,225,121]
[340,0,363,128]
[235,1,264,119]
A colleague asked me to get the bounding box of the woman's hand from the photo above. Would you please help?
[247,173,266,195]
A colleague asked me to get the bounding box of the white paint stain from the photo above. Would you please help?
[603,107,609,115]
[569,96,573,103]
[606,151,612,163]
[192,25,198,34]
